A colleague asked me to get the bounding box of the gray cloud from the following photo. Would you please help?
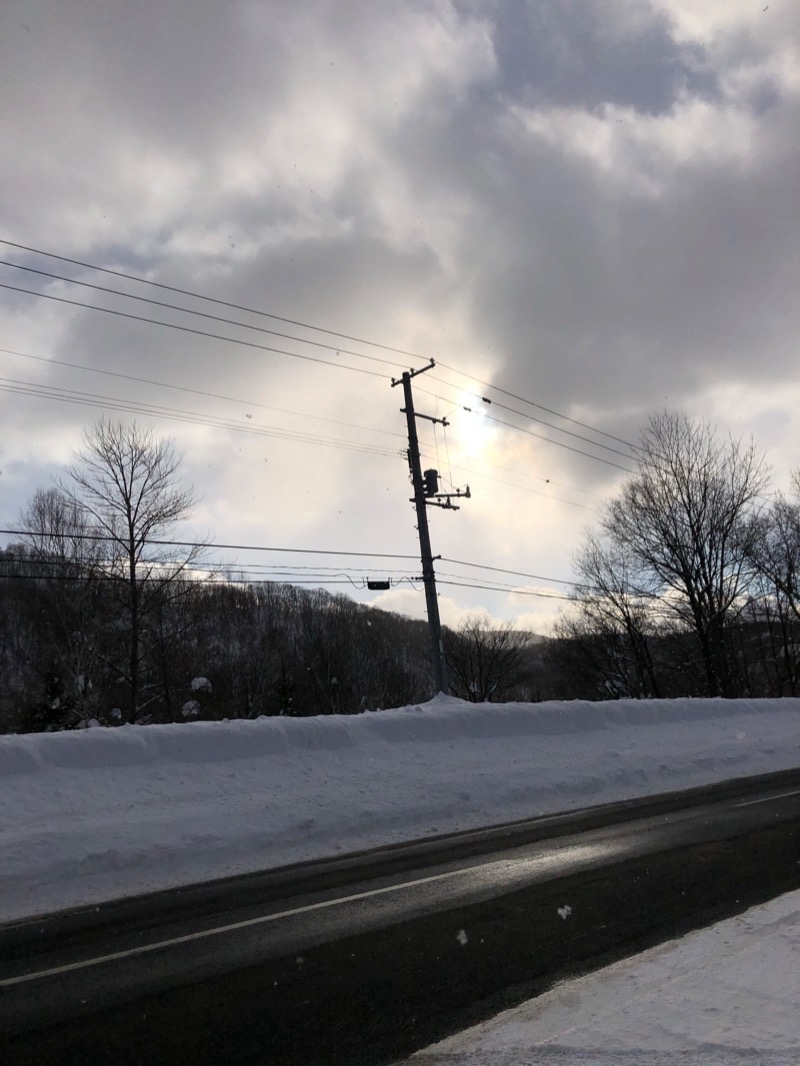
[2,0,798,628]
[491,0,719,114]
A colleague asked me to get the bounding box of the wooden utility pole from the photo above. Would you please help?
[392,360,470,694]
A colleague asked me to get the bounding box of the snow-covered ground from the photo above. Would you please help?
[406,887,800,1065]
[1,695,800,924]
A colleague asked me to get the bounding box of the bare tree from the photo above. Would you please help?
[751,478,800,622]
[13,487,107,724]
[568,531,663,698]
[743,472,800,694]
[603,412,769,697]
[445,614,531,702]
[17,487,101,577]
[61,419,200,719]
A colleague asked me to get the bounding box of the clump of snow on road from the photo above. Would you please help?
[1,695,799,922]
[410,887,800,1064]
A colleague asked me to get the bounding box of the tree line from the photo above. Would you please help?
[0,420,438,730]
[1,413,798,732]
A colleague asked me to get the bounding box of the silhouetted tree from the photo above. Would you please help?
[568,531,663,698]
[60,419,200,719]
[445,614,530,702]
[602,413,768,697]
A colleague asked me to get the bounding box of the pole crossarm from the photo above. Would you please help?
[400,408,449,426]
[390,359,435,387]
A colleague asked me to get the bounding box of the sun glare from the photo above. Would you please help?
[455,397,495,460]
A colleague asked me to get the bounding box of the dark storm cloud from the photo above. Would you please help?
[491,0,718,114]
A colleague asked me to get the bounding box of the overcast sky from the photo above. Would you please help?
[1,0,798,632]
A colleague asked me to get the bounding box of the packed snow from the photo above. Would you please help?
[1,695,800,924]
[405,886,800,1064]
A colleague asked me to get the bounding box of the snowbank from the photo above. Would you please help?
[1,696,799,922]
[3,695,795,776]
[410,886,800,1064]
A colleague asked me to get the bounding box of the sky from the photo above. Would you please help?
[1,0,798,633]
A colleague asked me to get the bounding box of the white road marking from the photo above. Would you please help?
[5,788,797,989]
[0,857,514,987]
[733,789,800,809]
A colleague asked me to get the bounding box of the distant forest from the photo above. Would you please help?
[2,412,799,733]
[1,541,798,735]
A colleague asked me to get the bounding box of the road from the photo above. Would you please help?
[2,769,800,1064]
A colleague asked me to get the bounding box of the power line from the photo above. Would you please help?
[0,259,400,370]
[1,252,636,473]
[391,410,607,499]
[0,237,637,453]
[426,392,634,473]
[0,238,425,361]
[0,248,641,481]
[1,376,608,513]
[0,370,606,513]
[423,382,637,461]
[0,378,402,459]
[0,348,405,441]
[477,416,632,471]
[0,551,423,585]
[437,579,571,601]
[0,571,377,588]
[1,335,632,473]
[433,362,637,450]
[0,283,388,379]
[0,565,571,599]
[2,528,581,594]
[440,557,581,587]
[443,453,604,500]
[0,348,609,503]
[203,562,418,576]
[1,528,419,559]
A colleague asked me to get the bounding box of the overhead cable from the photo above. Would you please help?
[2,528,581,593]
[0,348,405,441]
[0,348,611,498]
[1,528,418,559]
[0,378,401,459]
[0,259,400,370]
[437,579,571,601]
[0,238,422,360]
[0,283,387,379]
[433,362,637,450]
[421,380,637,461]
[0,237,637,451]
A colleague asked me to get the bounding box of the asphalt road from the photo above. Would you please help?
[2,768,800,1065]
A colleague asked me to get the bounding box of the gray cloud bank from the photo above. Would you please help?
[1,0,798,626]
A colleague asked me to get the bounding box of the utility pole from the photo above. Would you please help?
[392,360,470,694]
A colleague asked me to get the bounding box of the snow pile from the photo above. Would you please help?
[1,696,800,923]
[410,887,800,1064]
